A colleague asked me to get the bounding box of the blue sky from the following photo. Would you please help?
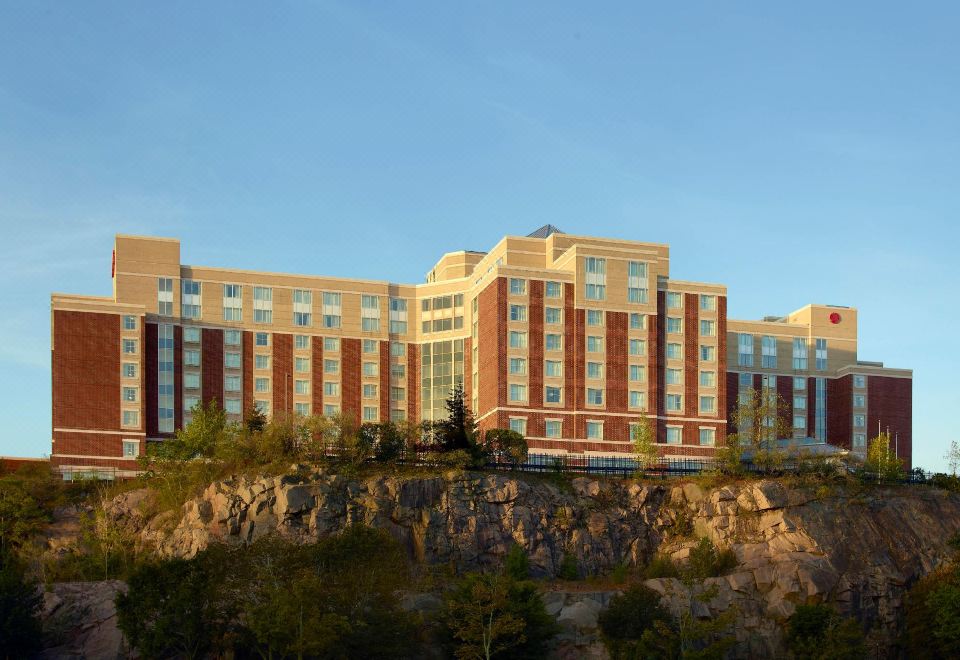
[0,2,956,469]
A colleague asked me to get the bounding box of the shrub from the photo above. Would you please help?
[598,584,674,659]
[643,554,680,579]
[558,553,579,581]
[684,537,738,580]
[0,548,42,659]
[505,543,530,581]
[786,603,866,660]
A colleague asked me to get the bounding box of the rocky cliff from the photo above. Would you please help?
[110,469,960,656]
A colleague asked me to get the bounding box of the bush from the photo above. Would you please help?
[684,537,738,580]
[786,603,866,660]
[505,543,530,581]
[598,584,674,659]
[0,548,42,659]
[558,553,579,580]
[643,554,680,579]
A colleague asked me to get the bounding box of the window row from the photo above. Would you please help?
[736,334,829,371]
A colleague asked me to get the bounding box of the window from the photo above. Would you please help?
[700,295,716,311]
[391,364,406,380]
[363,384,377,398]
[509,278,526,295]
[391,342,405,357]
[322,292,341,328]
[255,354,270,370]
[699,428,716,446]
[739,372,752,387]
[123,363,137,378]
[587,388,603,405]
[253,286,273,323]
[510,304,527,322]
[794,415,807,429]
[545,281,562,298]
[584,257,606,300]
[853,433,866,449]
[181,327,199,343]
[509,358,527,375]
[256,400,270,414]
[667,317,682,334]
[362,339,377,353]
[666,292,682,309]
[295,380,310,395]
[702,346,717,361]
[293,289,312,327]
[454,294,463,308]
[432,295,452,310]
[587,336,604,353]
[391,409,406,422]
[255,332,269,347]
[295,357,310,372]
[222,330,239,346]
[665,394,682,411]
[545,360,562,377]
[815,338,828,371]
[630,313,646,330]
[421,299,431,312]
[545,334,562,351]
[391,387,405,401]
[361,295,380,332]
[157,277,173,316]
[123,315,137,330]
[509,331,527,349]
[224,352,241,368]
[323,404,338,416]
[184,373,200,389]
[224,399,242,414]
[324,359,339,374]
[854,375,867,389]
[295,335,310,350]
[181,280,201,319]
[666,343,682,359]
[183,396,200,412]
[700,320,715,337]
[223,284,242,321]
[762,374,777,394]
[509,383,527,402]
[853,394,866,408]
[545,386,561,403]
[432,318,452,332]
[224,376,240,392]
[295,402,310,416]
[545,307,562,324]
[627,261,648,303]
[700,371,716,387]
[666,427,681,444]
[324,382,339,396]
[586,421,603,439]
[854,414,866,428]
[700,396,715,413]
[793,396,807,410]
[761,336,777,368]
[666,368,682,385]
[794,376,806,391]
[509,418,527,435]
[738,333,754,367]
[324,337,339,352]
[362,362,378,377]
[630,391,646,409]
[587,309,603,326]
[587,362,603,379]
[629,365,645,382]
[389,298,408,334]
[122,440,139,457]
[793,338,808,370]
[122,410,139,427]
[545,420,562,437]
[255,377,270,393]
[123,339,137,355]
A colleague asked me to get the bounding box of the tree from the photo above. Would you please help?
[0,481,48,552]
[153,399,229,461]
[434,384,478,452]
[505,543,530,581]
[713,433,746,476]
[786,604,866,660]
[245,403,268,433]
[631,416,659,471]
[945,440,960,477]
[598,584,675,659]
[864,432,905,482]
[0,548,42,660]
[484,429,528,468]
[730,388,791,472]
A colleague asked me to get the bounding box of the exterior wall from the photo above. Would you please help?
[827,376,853,449]
[201,328,224,408]
[341,338,361,423]
[867,376,913,469]
[272,333,292,416]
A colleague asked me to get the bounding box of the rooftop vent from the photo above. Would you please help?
[527,224,565,239]
[762,315,786,323]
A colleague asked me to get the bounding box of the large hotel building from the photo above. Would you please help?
[51,228,912,476]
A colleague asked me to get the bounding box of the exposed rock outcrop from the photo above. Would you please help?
[108,471,960,657]
[41,580,128,659]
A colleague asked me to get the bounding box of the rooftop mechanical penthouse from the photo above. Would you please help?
[50,227,912,477]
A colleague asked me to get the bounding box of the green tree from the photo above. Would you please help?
[786,603,867,660]
[0,548,42,660]
[598,584,675,659]
[434,384,478,452]
[484,429,528,468]
[154,399,229,460]
[0,481,48,552]
[863,432,905,482]
[631,416,659,471]
[505,543,530,581]
[713,433,746,476]
[245,403,268,433]
[730,388,791,472]
[683,537,738,580]
[946,440,960,477]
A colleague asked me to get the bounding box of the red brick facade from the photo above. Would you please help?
[867,376,913,469]
[341,338,361,423]
[606,311,628,413]
[476,277,506,424]
[407,343,419,421]
[242,331,254,415]
[827,376,853,450]
[311,337,324,417]
[528,280,544,409]
[379,340,390,421]
[272,333,293,415]
[52,311,121,432]
[201,328,224,408]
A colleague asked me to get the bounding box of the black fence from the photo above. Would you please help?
[487,453,711,478]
